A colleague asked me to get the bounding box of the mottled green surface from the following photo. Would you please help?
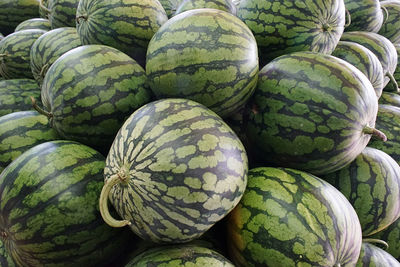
[0,239,15,267]
[383,45,400,92]
[0,140,133,266]
[0,29,46,79]
[379,92,400,107]
[226,167,362,267]
[125,245,234,266]
[174,0,237,15]
[369,104,400,166]
[0,0,40,35]
[146,8,258,118]
[332,41,384,97]
[341,31,398,88]
[159,0,183,17]
[237,0,345,64]
[356,242,400,266]
[41,44,152,153]
[246,51,378,175]
[379,0,400,45]
[14,18,51,32]
[322,147,400,236]
[344,0,383,32]
[0,78,41,116]
[76,0,168,67]
[30,27,82,85]
[105,98,248,243]
[370,217,400,261]
[47,0,80,28]
[0,111,60,173]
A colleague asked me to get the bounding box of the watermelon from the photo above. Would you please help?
[368,104,400,166]
[379,0,400,45]
[47,0,79,29]
[379,92,400,107]
[146,8,258,118]
[226,167,362,266]
[0,0,40,35]
[343,0,384,32]
[0,78,41,117]
[39,0,49,19]
[356,242,400,266]
[0,29,46,79]
[332,41,384,97]
[14,18,51,32]
[237,0,346,64]
[30,27,82,85]
[76,0,168,67]
[0,239,15,267]
[125,244,234,266]
[159,0,183,17]
[0,140,134,266]
[322,147,400,236]
[174,0,237,15]
[340,31,398,89]
[100,98,248,243]
[0,110,60,173]
[383,44,400,92]
[245,51,384,175]
[39,44,152,154]
[370,217,400,261]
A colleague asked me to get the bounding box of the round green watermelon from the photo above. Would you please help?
[174,0,237,15]
[343,0,384,32]
[14,18,51,32]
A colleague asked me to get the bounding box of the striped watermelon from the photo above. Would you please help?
[146,8,258,118]
[226,167,362,266]
[76,0,168,67]
[0,110,60,173]
[0,29,46,79]
[30,27,82,85]
[39,0,49,19]
[379,0,400,45]
[332,41,384,97]
[368,104,400,166]
[370,217,400,261]
[356,242,400,266]
[174,0,237,15]
[0,0,40,35]
[237,0,346,64]
[0,240,14,267]
[245,51,384,175]
[322,147,400,236]
[379,92,400,107]
[14,18,51,32]
[39,44,152,153]
[343,0,384,32]
[47,0,79,29]
[340,31,398,89]
[0,79,41,116]
[159,0,183,17]
[0,140,133,266]
[383,44,400,92]
[100,98,248,243]
[125,244,234,266]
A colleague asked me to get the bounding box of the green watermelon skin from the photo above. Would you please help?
[0,110,60,173]
[104,98,248,243]
[125,245,234,266]
[40,44,152,153]
[0,240,15,267]
[344,0,384,32]
[237,0,345,64]
[379,92,400,107]
[332,41,384,98]
[226,167,362,267]
[14,18,51,32]
[379,0,400,45]
[368,104,400,166]
[0,0,40,35]
[146,8,258,118]
[370,217,400,261]
[30,27,82,85]
[174,0,237,15]
[159,0,183,17]
[322,147,400,236]
[383,44,400,92]
[0,29,46,79]
[0,79,41,117]
[246,51,379,175]
[356,242,400,266]
[0,140,133,267]
[47,0,80,29]
[76,0,168,67]
[340,31,398,88]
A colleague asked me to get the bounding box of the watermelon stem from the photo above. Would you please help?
[382,5,389,24]
[39,63,50,80]
[99,174,131,228]
[76,15,88,24]
[30,96,53,119]
[362,238,389,250]
[387,72,399,93]
[363,126,387,141]
[39,0,50,14]
[344,9,351,28]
